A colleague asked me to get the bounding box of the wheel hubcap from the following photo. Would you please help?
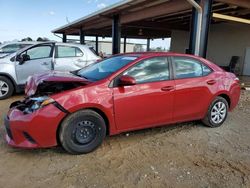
[211,101,226,124]
[0,81,9,97]
[73,120,96,145]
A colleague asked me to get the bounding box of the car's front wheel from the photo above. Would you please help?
[0,76,14,100]
[202,96,229,128]
[59,109,106,154]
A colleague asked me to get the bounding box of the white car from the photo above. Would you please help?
[0,41,39,58]
[0,42,100,99]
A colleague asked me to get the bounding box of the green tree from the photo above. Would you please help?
[37,37,50,42]
[21,37,33,41]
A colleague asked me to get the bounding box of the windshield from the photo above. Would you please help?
[0,43,32,58]
[77,55,140,81]
[0,44,20,53]
[0,54,11,58]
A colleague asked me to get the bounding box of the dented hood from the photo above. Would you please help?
[25,71,90,96]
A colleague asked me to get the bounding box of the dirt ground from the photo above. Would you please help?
[0,91,249,188]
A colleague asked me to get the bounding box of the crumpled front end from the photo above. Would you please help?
[4,97,67,148]
[4,71,91,149]
[25,71,90,97]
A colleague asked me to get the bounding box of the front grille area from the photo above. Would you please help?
[4,116,13,140]
[23,132,36,144]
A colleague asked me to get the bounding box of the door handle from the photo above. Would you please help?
[207,80,216,85]
[41,62,49,65]
[76,59,85,62]
[161,86,175,91]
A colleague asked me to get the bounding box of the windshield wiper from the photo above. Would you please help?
[70,70,89,80]
[70,70,78,75]
[80,75,89,80]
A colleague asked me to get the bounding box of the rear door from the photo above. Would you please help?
[171,56,214,122]
[113,56,175,131]
[15,44,53,85]
[54,45,87,71]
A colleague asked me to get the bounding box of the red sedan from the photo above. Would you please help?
[4,52,240,154]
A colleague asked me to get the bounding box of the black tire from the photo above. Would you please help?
[59,109,106,154]
[202,96,229,128]
[0,76,14,100]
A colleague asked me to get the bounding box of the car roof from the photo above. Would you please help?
[1,41,41,45]
[11,42,91,53]
[1,41,90,48]
[118,51,209,61]
[118,51,194,57]
[3,41,99,59]
[54,42,92,49]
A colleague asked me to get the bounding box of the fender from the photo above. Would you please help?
[211,90,231,109]
[51,85,118,135]
[68,103,117,135]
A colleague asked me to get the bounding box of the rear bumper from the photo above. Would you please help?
[4,103,66,149]
[229,84,241,111]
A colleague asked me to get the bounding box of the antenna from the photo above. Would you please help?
[66,16,70,24]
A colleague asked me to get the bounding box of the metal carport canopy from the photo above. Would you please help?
[52,0,250,55]
[52,0,192,38]
[52,0,250,38]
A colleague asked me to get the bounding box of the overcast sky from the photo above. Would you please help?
[0,0,170,49]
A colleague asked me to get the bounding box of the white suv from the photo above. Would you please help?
[0,42,100,99]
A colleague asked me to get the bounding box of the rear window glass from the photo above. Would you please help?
[57,46,83,58]
[173,57,203,79]
[202,64,212,76]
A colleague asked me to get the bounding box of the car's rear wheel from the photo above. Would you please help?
[59,109,106,154]
[202,96,229,127]
[0,76,14,100]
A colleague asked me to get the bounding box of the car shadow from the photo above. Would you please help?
[2,120,203,156]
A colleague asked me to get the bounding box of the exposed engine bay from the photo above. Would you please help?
[10,81,85,114]
[9,71,91,114]
[33,81,85,96]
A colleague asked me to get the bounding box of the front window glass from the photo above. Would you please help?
[25,45,52,60]
[57,46,83,58]
[77,55,139,81]
[173,57,202,79]
[123,57,169,84]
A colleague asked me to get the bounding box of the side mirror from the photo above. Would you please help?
[118,75,136,86]
[16,54,30,65]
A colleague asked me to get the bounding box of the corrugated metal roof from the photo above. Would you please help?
[52,0,134,33]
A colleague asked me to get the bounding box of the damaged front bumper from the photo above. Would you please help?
[4,98,67,149]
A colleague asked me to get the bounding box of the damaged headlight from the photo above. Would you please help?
[24,96,55,114]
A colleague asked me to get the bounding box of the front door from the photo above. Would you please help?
[113,57,175,132]
[243,47,250,76]
[15,44,53,85]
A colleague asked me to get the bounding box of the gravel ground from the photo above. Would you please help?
[0,91,249,188]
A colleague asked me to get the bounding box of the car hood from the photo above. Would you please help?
[0,52,12,59]
[0,53,9,58]
[25,71,91,97]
